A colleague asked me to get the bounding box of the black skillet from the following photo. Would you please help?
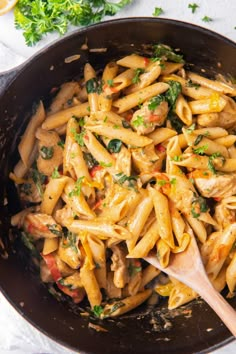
[0,18,236,354]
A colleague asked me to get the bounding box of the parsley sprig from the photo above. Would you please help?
[14,0,133,46]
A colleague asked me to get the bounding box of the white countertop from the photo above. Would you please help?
[0,0,236,353]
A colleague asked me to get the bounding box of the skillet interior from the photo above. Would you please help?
[0,18,236,354]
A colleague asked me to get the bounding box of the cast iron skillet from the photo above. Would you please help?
[0,18,236,354]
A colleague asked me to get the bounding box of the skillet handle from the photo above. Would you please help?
[0,69,18,97]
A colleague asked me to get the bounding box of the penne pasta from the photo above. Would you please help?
[11,42,236,318]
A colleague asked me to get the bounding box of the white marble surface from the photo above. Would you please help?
[0,0,236,353]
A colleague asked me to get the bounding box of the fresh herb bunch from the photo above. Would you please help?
[14,0,133,46]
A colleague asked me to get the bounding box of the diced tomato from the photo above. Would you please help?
[143,57,150,66]
[42,253,84,303]
[27,222,48,235]
[125,112,133,122]
[213,197,222,202]
[155,144,166,153]
[42,253,61,282]
[92,199,102,211]
[89,165,103,178]
[84,134,89,141]
[148,114,162,123]
[103,84,118,94]
[56,282,85,304]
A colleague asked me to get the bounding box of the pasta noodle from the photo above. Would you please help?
[10,42,236,319]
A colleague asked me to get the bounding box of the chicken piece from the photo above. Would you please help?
[23,213,62,239]
[131,100,168,135]
[111,244,129,288]
[54,205,74,225]
[194,173,236,199]
[131,143,160,173]
[19,179,42,203]
[197,110,236,129]
[214,202,236,230]
[36,128,63,176]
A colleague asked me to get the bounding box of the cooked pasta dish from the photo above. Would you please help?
[10,44,236,319]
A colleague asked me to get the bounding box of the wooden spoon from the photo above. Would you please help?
[144,232,236,337]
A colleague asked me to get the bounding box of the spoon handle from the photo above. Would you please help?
[194,273,236,337]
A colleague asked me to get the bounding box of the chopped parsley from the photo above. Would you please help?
[71,128,85,146]
[68,176,85,197]
[86,78,101,94]
[188,3,199,13]
[31,167,46,197]
[186,79,200,89]
[107,79,114,87]
[192,144,208,155]
[47,224,63,237]
[115,172,138,190]
[208,152,225,174]
[202,16,213,22]
[14,0,133,46]
[132,115,145,127]
[40,146,54,160]
[92,305,104,318]
[73,116,86,127]
[186,123,196,134]
[51,166,60,179]
[148,95,165,111]
[99,161,113,168]
[132,68,145,84]
[152,7,164,17]
[57,140,65,149]
[191,194,209,218]
[152,44,185,64]
[61,231,78,252]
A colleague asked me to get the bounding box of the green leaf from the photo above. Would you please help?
[193,144,208,155]
[115,172,138,190]
[86,78,100,94]
[40,146,54,159]
[132,115,145,127]
[202,16,213,22]
[92,305,104,318]
[47,224,63,237]
[52,167,60,179]
[148,95,165,111]
[188,3,199,13]
[68,176,85,197]
[31,166,46,197]
[208,152,225,174]
[99,161,113,168]
[71,128,85,147]
[132,68,145,84]
[186,79,200,89]
[165,80,182,109]
[153,44,185,63]
[14,0,133,46]
[107,139,122,153]
[152,7,164,17]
